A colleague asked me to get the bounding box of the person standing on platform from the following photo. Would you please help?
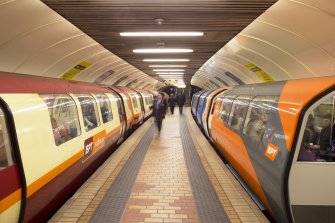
[168,94,176,115]
[176,93,186,115]
[153,92,168,133]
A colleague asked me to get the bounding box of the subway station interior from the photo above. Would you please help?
[0,0,335,223]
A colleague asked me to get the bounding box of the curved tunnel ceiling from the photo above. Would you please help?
[39,0,276,88]
[0,0,162,90]
[1,0,333,90]
[192,0,335,89]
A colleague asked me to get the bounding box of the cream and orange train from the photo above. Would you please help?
[192,76,335,223]
[0,72,154,222]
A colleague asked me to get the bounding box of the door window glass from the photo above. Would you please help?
[219,95,237,123]
[243,96,278,142]
[95,94,113,123]
[298,95,335,162]
[0,109,15,169]
[77,94,100,132]
[228,96,251,131]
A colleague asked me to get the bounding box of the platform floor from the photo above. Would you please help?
[49,108,269,223]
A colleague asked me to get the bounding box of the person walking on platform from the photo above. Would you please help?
[176,93,186,115]
[168,94,176,115]
[153,92,168,133]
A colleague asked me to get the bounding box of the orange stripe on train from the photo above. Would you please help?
[0,126,121,213]
[278,76,335,151]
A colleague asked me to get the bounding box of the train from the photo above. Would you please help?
[0,72,154,223]
[191,76,335,223]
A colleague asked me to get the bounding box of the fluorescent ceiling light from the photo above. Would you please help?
[120,32,204,37]
[153,69,185,72]
[134,48,193,53]
[143,59,190,62]
[159,76,184,79]
[149,65,187,68]
[157,72,184,75]
[161,77,184,79]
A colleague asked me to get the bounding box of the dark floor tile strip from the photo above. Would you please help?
[89,126,155,223]
[179,115,230,223]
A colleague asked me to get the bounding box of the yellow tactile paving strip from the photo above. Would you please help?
[48,120,153,223]
[184,108,269,223]
[121,114,199,223]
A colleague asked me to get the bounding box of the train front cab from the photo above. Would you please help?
[196,90,215,127]
[191,90,206,117]
[119,88,144,127]
[288,87,335,223]
[202,89,227,139]
[0,103,23,223]
[0,90,124,222]
[110,87,133,132]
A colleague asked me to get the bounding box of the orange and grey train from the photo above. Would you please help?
[0,72,153,222]
[194,76,335,223]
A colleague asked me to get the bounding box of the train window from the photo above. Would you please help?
[41,94,81,146]
[219,95,237,123]
[132,97,138,109]
[127,99,131,110]
[243,96,278,142]
[298,95,335,162]
[0,109,15,170]
[228,95,251,131]
[198,96,205,111]
[77,94,101,132]
[95,94,113,123]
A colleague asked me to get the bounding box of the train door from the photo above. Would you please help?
[116,97,126,143]
[206,91,226,138]
[0,105,25,223]
[137,93,145,123]
[289,91,335,223]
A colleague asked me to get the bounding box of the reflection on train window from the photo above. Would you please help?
[127,100,131,110]
[243,96,278,142]
[219,95,237,123]
[298,94,335,162]
[228,96,251,131]
[132,97,138,108]
[116,98,124,122]
[41,94,81,146]
[198,96,205,112]
[95,94,113,123]
[77,94,101,132]
[0,109,15,170]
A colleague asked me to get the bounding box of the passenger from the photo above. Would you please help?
[246,111,262,136]
[305,114,318,144]
[298,130,317,162]
[84,106,97,130]
[310,113,334,151]
[176,93,186,115]
[168,94,176,115]
[51,118,62,145]
[153,92,168,133]
[100,102,110,123]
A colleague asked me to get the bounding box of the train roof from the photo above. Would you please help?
[0,71,110,94]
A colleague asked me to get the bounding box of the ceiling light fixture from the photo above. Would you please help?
[149,65,187,68]
[158,74,184,77]
[120,32,204,37]
[157,72,184,75]
[159,76,184,78]
[133,48,193,53]
[153,69,185,72]
[143,59,190,62]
